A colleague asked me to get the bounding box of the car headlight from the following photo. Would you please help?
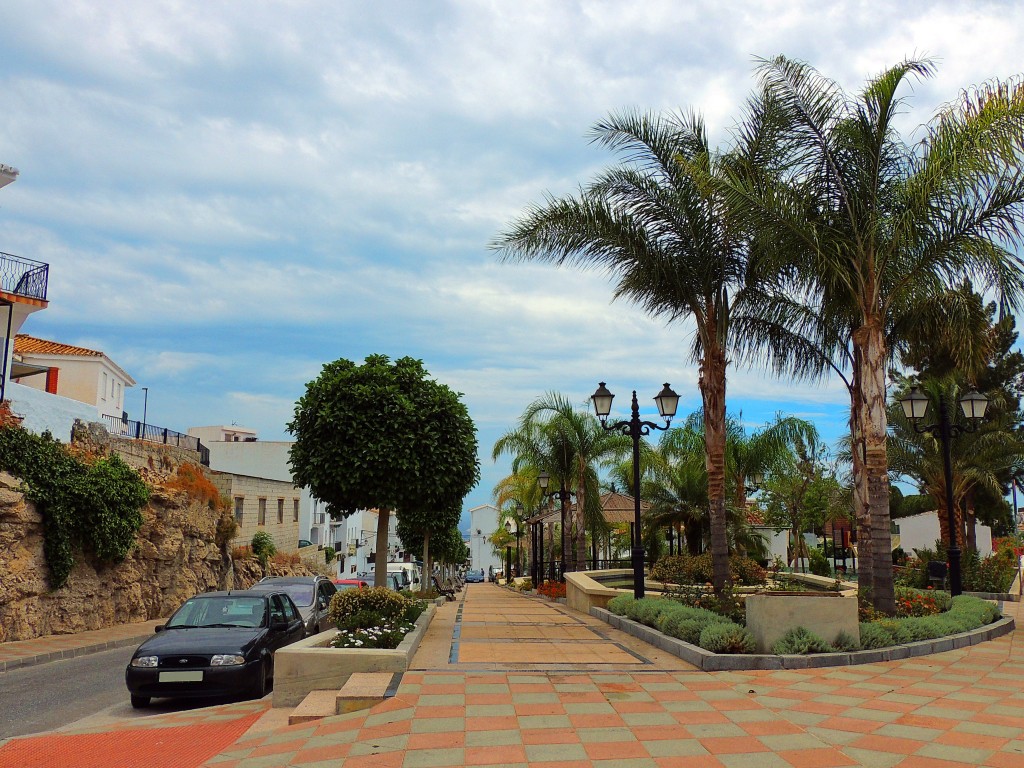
[210,654,246,666]
[131,656,158,668]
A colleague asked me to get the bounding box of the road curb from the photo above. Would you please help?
[0,633,153,674]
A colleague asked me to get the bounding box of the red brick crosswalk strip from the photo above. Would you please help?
[0,710,263,768]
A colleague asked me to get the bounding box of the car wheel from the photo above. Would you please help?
[130,694,150,709]
[252,660,269,699]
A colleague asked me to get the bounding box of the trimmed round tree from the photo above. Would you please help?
[288,355,479,587]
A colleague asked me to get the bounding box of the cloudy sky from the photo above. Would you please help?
[3,1,1023,524]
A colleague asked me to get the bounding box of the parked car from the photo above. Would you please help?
[248,576,337,636]
[124,590,305,709]
[464,569,485,583]
[333,578,370,591]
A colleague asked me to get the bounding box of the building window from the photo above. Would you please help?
[234,497,244,524]
[101,372,108,401]
[293,498,299,523]
[258,498,266,526]
[277,498,284,524]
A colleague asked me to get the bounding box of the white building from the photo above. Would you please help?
[468,503,503,577]
[190,426,407,565]
[12,335,135,420]
[338,508,405,578]
[894,512,994,558]
[189,426,317,550]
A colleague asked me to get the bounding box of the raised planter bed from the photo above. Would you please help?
[272,603,435,707]
[593,606,1015,670]
[745,590,859,653]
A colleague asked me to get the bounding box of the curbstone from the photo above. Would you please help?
[590,606,1015,671]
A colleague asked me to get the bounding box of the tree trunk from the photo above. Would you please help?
[422,529,431,590]
[701,342,730,596]
[373,507,391,588]
[849,358,873,599]
[965,495,977,553]
[575,465,588,571]
[854,318,895,615]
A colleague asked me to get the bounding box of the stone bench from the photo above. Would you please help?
[288,672,396,725]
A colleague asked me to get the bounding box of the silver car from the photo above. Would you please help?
[249,576,337,636]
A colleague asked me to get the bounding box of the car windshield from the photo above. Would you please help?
[275,584,314,607]
[166,596,266,629]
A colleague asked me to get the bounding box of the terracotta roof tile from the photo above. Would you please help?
[14,334,104,357]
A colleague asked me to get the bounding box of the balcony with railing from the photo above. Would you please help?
[0,252,49,302]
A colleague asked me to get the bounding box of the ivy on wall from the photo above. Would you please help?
[0,425,150,589]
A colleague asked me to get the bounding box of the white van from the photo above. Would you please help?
[368,562,421,591]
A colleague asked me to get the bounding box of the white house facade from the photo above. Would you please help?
[468,503,503,577]
[12,335,135,420]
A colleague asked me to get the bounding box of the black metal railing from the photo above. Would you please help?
[101,414,210,466]
[0,252,49,301]
[531,557,635,584]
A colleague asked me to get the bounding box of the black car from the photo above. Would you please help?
[125,590,305,708]
[248,576,337,636]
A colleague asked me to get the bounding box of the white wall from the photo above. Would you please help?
[896,511,993,557]
[5,381,97,441]
[203,439,315,543]
[13,355,130,419]
[468,504,503,576]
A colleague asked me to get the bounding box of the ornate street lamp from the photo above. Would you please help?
[899,386,989,596]
[537,470,571,581]
[591,382,679,598]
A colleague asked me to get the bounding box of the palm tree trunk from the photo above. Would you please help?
[422,529,432,590]
[854,318,895,615]
[701,342,730,596]
[575,466,588,571]
[850,377,873,596]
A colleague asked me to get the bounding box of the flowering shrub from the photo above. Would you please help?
[331,619,416,649]
[516,578,533,592]
[327,586,424,627]
[537,580,566,600]
[893,587,949,617]
[326,586,426,649]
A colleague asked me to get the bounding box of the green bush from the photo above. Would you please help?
[328,586,424,628]
[0,426,150,588]
[323,546,336,564]
[859,622,895,649]
[698,623,756,654]
[832,630,861,652]
[651,552,767,586]
[251,530,276,566]
[808,548,831,577]
[607,594,635,616]
[771,626,834,655]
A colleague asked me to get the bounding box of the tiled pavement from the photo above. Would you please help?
[3,584,1024,767]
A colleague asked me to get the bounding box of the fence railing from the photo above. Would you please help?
[0,252,49,302]
[101,414,210,466]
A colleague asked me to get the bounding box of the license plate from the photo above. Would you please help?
[158,671,204,682]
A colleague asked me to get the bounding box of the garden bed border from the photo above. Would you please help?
[592,606,1015,671]
[272,603,435,707]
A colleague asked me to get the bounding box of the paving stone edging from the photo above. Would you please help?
[592,606,1016,670]
[0,633,152,673]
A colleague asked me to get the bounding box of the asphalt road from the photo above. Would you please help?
[0,647,265,739]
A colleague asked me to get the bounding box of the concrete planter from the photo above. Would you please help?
[745,590,859,653]
[593,607,1015,670]
[272,603,435,707]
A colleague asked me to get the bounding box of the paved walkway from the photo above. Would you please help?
[2,584,1024,767]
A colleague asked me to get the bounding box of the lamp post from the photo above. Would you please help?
[591,382,679,598]
[505,513,522,577]
[538,471,572,581]
[141,387,149,439]
[899,386,989,597]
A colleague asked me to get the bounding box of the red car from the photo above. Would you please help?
[332,578,370,591]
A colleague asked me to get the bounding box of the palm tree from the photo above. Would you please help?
[494,110,778,595]
[722,56,1024,612]
[493,393,626,572]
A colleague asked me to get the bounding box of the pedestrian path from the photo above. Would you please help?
[0,618,163,672]
[2,584,1024,767]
